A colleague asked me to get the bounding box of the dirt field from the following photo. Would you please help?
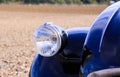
[0,4,107,77]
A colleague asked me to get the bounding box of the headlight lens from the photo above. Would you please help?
[34,22,63,57]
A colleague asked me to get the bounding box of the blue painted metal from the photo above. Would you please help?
[82,1,120,77]
[63,27,89,59]
[30,27,89,77]
[30,54,64,77]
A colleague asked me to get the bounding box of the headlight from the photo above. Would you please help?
[34,22,67,57]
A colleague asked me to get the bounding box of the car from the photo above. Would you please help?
[29,1,120,77]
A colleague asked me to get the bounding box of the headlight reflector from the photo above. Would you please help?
[34,22,63,57]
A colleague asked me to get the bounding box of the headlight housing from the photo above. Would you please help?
[34,22,67,57]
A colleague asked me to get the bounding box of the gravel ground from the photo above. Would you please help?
[0,4,106,77]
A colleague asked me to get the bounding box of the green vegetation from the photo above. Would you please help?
[0,0,119,4]
[23,0,82,4]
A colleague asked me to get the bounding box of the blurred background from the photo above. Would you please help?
[0,0,119,77]
[0,0,119,4]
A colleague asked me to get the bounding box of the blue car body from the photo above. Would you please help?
[82,1,120,76]
[30,1,120,77]
[30,28,89,77]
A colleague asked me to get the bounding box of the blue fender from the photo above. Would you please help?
[30,54,64,77]
[82,1,120,77]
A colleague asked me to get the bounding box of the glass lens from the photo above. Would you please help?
[34,25,61,57]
